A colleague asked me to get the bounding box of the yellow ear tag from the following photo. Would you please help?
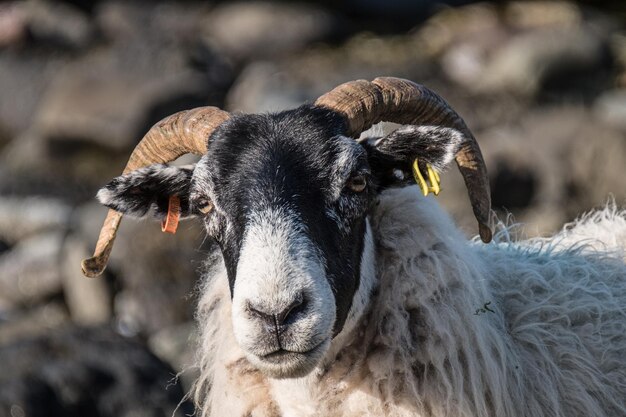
[412,158,441,196]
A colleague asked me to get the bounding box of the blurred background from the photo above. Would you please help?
[1,0,625,415]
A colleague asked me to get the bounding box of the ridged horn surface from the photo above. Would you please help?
[81,107,230,278]
[315,77,492,242]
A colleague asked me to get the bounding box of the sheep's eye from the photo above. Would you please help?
[196,199,213,215]
[346,175,367,193]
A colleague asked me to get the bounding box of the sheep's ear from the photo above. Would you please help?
[365,125,464,189]
[97,164,196,220]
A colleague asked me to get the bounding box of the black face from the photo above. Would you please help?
[190,106,373,333]
[98,104,465,347]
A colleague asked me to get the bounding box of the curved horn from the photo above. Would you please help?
[81,107,230,278]
[315,77,492,243]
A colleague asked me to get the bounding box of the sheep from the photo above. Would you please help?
[191,190,626,417]
[83,77,626,417]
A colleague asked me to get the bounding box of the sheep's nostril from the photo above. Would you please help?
[247,303,275,329]
[246,293,306,332]
[276,293,306,326]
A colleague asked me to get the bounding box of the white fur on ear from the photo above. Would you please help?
[97,164,195,218]
[413,125,464,168]
[374,125,465,172]
[95,187,115,206]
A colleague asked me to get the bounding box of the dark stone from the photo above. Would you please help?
[490,162,537,210]
[0,239,9,255]
[23,0,95,52]
[203,1,343,63]
[0,325,194,417]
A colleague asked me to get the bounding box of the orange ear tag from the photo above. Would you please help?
[161,195,181,234]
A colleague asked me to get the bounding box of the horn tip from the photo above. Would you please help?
[479,222,493,244]
[81,256,106,278]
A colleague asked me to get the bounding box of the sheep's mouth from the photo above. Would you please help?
[250,339,329,379]
[260,342,325,364]
[260,350,311,365]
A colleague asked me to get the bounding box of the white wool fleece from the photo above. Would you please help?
[190,187,626,417]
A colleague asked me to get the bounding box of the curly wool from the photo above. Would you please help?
[191,187,626,417]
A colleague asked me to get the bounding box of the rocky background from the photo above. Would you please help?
[1,0,625,415]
